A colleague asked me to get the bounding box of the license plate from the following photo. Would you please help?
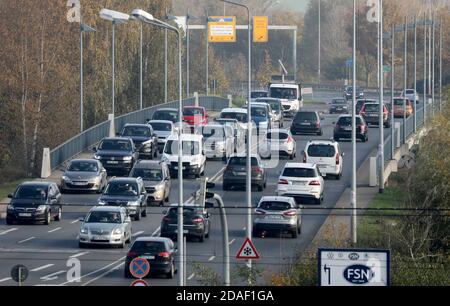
[141,255,155,260]
[234,172,246,176]
[294,181,306,186]
[107,161,119,164]
[344,127,352,131]
[19,213,32,217]
[301,122,310,126]
[267,215,282,220]
[73,182,87,186]
[174,166,186,170]
[92,236,108,241]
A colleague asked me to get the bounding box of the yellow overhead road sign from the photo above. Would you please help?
[253,16,268,43]
[208,16,236,43]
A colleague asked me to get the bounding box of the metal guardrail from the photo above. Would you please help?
[49,96,229,170]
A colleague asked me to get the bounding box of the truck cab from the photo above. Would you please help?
[269,81,303,118]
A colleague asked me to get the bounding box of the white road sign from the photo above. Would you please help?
[318,248,390,286]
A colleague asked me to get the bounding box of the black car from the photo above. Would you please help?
[161,204,211,242]
[344,86,364,100]
[150,108,179,124]
[355,99,377,115]
[291,111,323,135]
[6,182,62,225]
[124,237,176,279]
[93,137,139,176]
[118,124,158,159]
[98,177,147,221]
[223,154,267,191]
[333,115,368,142]
[329,98,349,114]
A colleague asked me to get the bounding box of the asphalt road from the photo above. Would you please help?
[0,91,421,286]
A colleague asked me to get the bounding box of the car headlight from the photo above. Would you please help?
[113,228,122,235]
[123,156,133,162]
[80,227,88,234]
[98,200,106,205]
[94,154,101,160]
[62,176,71,182]
[155,184,165,191]
[36,205,46,213]
[127,201,139,206]
[7,204,14,211]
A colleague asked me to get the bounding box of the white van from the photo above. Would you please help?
[302,140,344,179]
[269,83,303,117]
[162,134,206,178]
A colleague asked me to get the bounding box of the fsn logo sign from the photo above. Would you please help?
[343,265,374,285]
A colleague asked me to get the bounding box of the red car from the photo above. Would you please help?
[183,106,209,126]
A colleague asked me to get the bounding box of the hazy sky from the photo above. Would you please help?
[281,0,309,12]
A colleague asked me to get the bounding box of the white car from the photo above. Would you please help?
[303,140,344,179]
[259,129,297,160]
[78,206,132,248]
[401,89,419,103]
[162,134,206,178]
[277,163,325,205]
[196,124,235,160]
[269,82,303,117]
[219,108,249,132]
[147,120,176,153]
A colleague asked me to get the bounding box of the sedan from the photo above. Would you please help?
[60,159,107,193]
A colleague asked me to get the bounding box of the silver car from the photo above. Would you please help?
[129,160,171,206]
[79,206,132,248]
[147,120,176,153]
[60,159,107,193]
[197,124,235,160]
[252,196,302,238]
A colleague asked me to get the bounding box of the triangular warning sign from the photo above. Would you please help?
[236,238,260,260]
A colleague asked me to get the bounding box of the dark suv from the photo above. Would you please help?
[291,111,323,135]
[93,138,138,176]
[97,177,147,221]
[223,154,267,191]
[6,182,62,225]
[360,102,391,127]
[150,108,179,123]
[333,115,368,142]
[125,237,176,279]
[160,204,211,242]
[118,124,158,159]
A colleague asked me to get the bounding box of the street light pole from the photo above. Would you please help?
[439,18,442,111]
[391,24,395,160]
[351,0,357,245]
[187,9,190,97]
[318,0,321,85]
[403,17,407,144]
[432,16,435,116]
[112,22,116,115]
[423,13,427,123]
[164,8,168,104]
[140,22,143,110]
[414,17,417,133]
[378,0,384,194]
[80,19,83,133]
[206,10,209,95]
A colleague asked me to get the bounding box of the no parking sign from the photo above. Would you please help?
[129,257,150,279]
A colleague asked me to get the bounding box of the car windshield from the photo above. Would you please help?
[332,99,347,105]
[202,127,224,139]
[14,185,48,199]
[167,207,199,218]
[148,122,172,132]
[131,168,162,181]
[104,182,138,196]
[183,108,204,116]
[68,161,98,172]
[282,168,317,178]
[131,241,165,254]
[268,102,281,111]
[251,107,267,118]
[270,87,297,99]
[364,104,380,112]
[258,201,292,211]
[266,132,288,140]
[86,211,122,224]
[153,111,178,122]
[164,140,200,155]
[294,112,317,122]
[251,91,267,99]
[99,140,132,151]
[405,90,414,94]
[394,99,406,105]
[122,126,151,137]
[307,145,336,157]
[229,157,258,166]
[220,112,247,123]
[337,117,363,126]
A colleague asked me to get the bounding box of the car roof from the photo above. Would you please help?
[258,196,296,204]
[169,203,204,208]
[252,90,268,93]
[148,120,173,125]
[266,129,290,134]
[123,123,150,128]
[19,181,53,188]
[133,160,165,168]
[167,133,203,141]
[200,124,224,129]
[221,108,247,114]
[108,177,141,183]
[229,153,260,159]
[69,159,98,163]
[90,206,125,212]
[183,106,204,109]
[134,237,172,243]
[337,114,363,119]
[307,139,338,146]
[249,103,268,108]
[101,137,132,142]
[155,108,177,112]
[256,98,279,101]
[284,162,316,169]
[270,83,298,89]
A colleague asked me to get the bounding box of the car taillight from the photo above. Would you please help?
[336,153,340,165]
[225,166,233,171]
[255,209,266,215]
[360,111,366,117]
[287,136,293,143]
[335,124,341,130]
[127,251,137,257]
[309,180,321,186]
[193,217,204,223]
[158,252,170,258]
[253,167,263,173]
[316,121,321,128]
[163,217,172,222]
[358,124,365,132]
[283,210,297,217]
[278,179,289,185]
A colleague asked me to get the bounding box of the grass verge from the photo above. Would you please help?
[0,179,27,201]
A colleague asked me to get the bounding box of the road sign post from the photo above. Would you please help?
[318,248,390,286]
[11,265,29,286]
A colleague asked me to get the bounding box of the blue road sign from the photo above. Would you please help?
[130,257,150,279]
[346,59,353,67]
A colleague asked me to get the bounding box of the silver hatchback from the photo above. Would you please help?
[252,196,302,238]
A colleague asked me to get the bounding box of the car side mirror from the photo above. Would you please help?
[78,217,85,222]
[162,210,167,215]
[116,133,121,137]
[7,193,13,199]
[320,172,327,178]
[92,147,97,152]
[50,196,57,201]
[341,152,346,157]
[332,122,336,125]
[60,166,66,172]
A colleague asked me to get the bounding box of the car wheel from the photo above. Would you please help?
[165,195,170,203]
[199,232,205,243]
[54,207,62,221]
[289,153,294,160]
[205,225,210,238]
[79,242,86,249]
[252,228,260,238]
[223,183,229,191]
[166,262,175,279]
[124,268,132,279]
[154,148,158,158]
[119,238,126,249]
[44,211,51,225]
[257,184,264,192]
[317,130,323,136]
[126,233,131,243]
[6,218,13,225]
[292,229,298,238]
[141,207,147,217]
[298,223,302,234]
[333,136,339,142]
[134,211,141,221]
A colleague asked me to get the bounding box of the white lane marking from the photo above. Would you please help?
[18,237,35,244]
[151,227,161,237]
[31,264,54,272]
[47,227,62,233]
[188,273,195,280]
[208,256,216,261]
[59,256,126,285]
[82,262,124,287]
[228,239,235,245]
[0,228,18,236]
[70,251,89,258]
[41,270,67,282]
[71,220,79,224]
[0,277,12,283]
[132,231,145,237]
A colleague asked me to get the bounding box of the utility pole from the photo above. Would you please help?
[391,24,395,160]
[187,9,190,97]
[206,10,209,95]
[318,0,321,85]
[403,16,407,144]
[439,18,442,111]
[164,8,168,104]
[351,0,357,245]
[423,13,427,123]
[378,0,384,194]
[139,22,143,110]
[432,16,435,116]
[414,17,417,133]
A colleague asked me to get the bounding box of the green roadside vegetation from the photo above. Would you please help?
[0,179,26,200]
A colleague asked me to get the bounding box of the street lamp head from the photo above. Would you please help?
[99,9,130,24]
[131,8,154,23]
